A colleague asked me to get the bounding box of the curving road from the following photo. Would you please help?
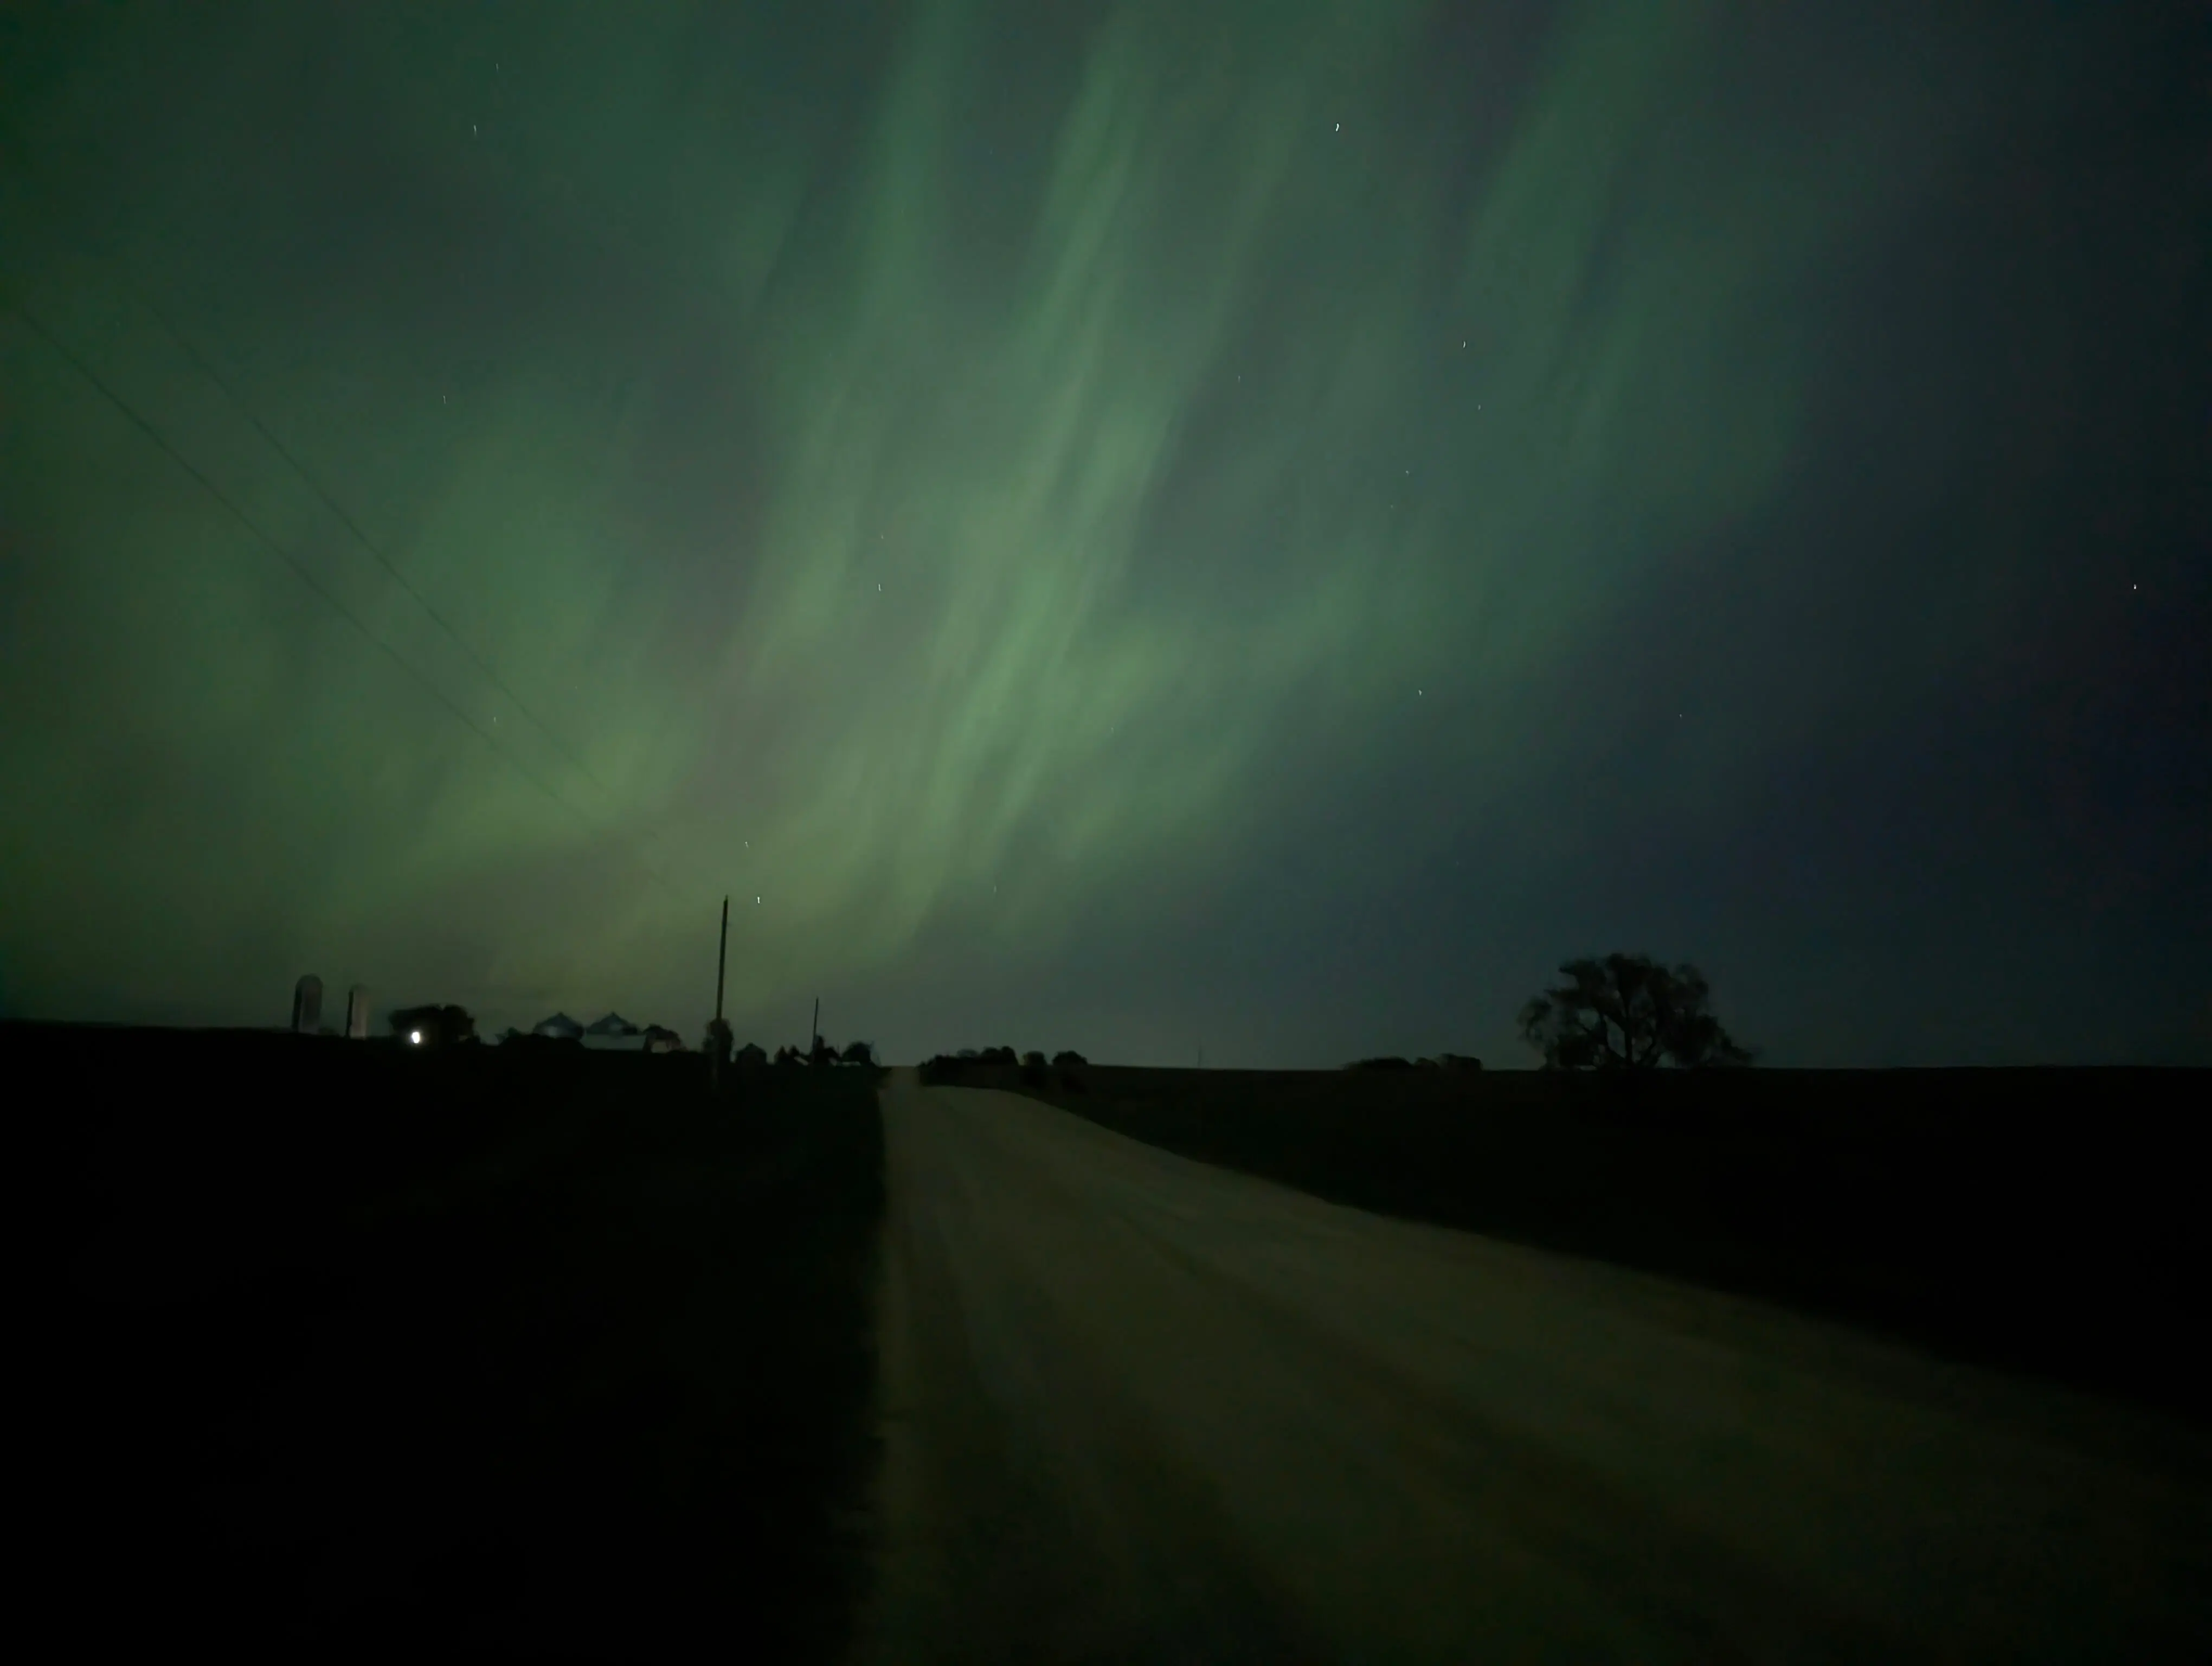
[853,1070,2212,1663]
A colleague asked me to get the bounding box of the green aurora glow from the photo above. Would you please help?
[3,2,2204,1063]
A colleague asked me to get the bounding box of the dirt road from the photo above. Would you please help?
[854,1070,2211,1663]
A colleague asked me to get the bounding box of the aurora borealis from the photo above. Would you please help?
[3,2,2205,1063]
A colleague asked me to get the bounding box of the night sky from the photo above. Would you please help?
[2,2,2205,1066]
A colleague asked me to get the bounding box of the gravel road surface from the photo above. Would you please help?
[854,1069,2211,1663]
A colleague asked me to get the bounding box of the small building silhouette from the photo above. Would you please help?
[581,1014,667,1053]
[532,1013,584,1041]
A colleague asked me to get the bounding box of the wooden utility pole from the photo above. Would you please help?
[812,996,820,1058]
[709,895,730,1094]
[716,896,730,1026]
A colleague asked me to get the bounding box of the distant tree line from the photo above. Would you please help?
[375,1006,889,1073]
[702,1018,876,1070]
[921,1048,1088,1090]
[758,1038,874,1068]
[1345,1054,1483,1072]
[388,950,1749,1086]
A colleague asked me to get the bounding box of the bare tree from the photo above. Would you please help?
[1519,954,1752,1071]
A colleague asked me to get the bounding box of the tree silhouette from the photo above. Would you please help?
[840,1040,875,1066]
[390,1003,475,1046]
[1518,954,1752,1071]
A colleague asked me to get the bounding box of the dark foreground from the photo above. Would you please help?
[977,1062,2210,1426]
[30,1023,883,1657]
[868,1072,2212,1663]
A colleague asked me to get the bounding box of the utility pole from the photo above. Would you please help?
[812,996,821,1060]
[709,895,730,1095]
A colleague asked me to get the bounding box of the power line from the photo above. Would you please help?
[4,295,697,904]
[121,253,634,817]
[0,107,635,822]
[1,111,717,904]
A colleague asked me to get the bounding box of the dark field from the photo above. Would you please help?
[982,1062,2210,1426]
[30,1023,884,1657]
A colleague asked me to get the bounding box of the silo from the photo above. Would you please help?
[291,974,323,1034]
